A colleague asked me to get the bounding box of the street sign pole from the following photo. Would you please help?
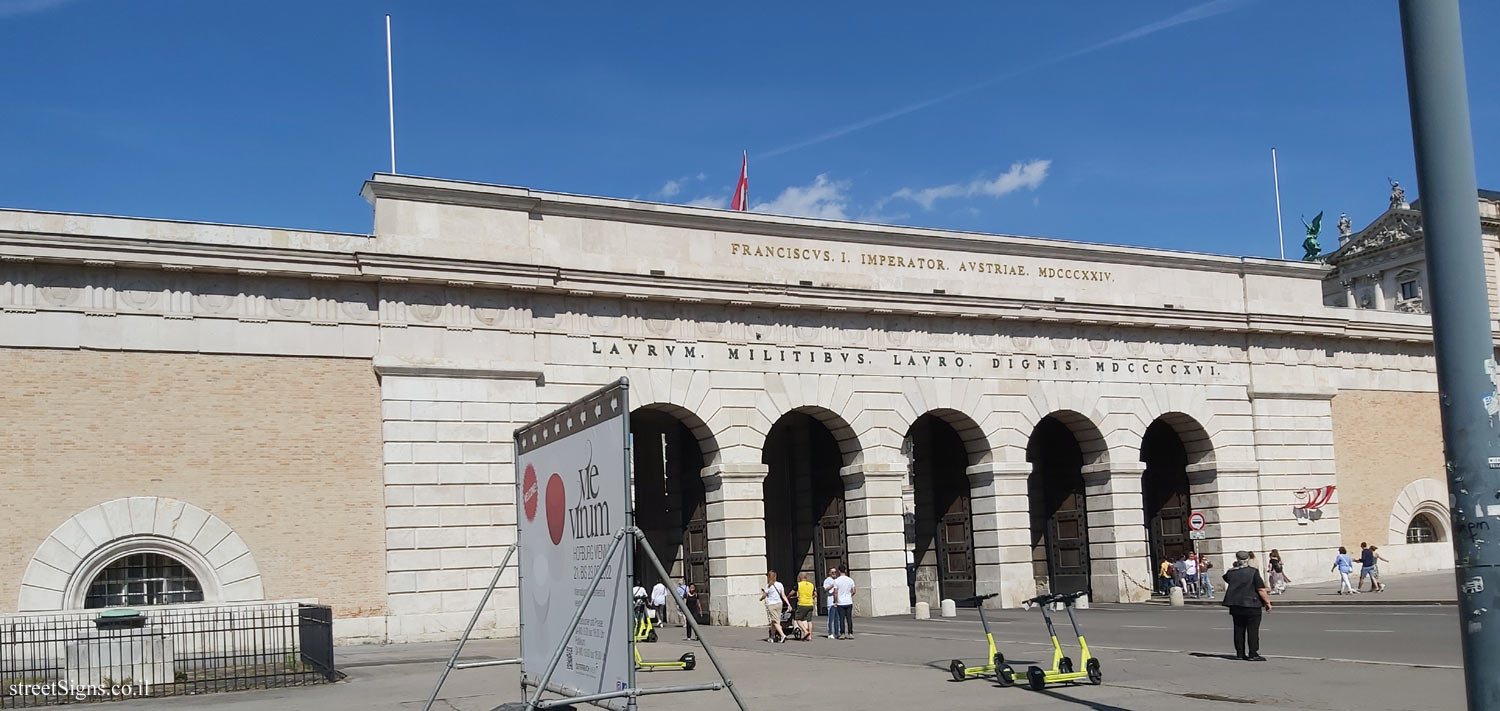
[1396,2,1500,708]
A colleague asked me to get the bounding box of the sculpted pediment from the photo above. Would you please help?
[1327,209,1422,265]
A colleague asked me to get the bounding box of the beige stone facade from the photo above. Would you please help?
[0,350,386,636]
[0,174,1457,643]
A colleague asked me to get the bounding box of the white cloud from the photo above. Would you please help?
[659,179,682,198]
[685,195,729,209]
[752,174,850,220]
[890,159,1051,210]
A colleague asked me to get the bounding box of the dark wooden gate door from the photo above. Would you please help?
[685,497,710,621]
[937,488,976,601]
[813,496,846,615]
[1149,489,1191,563]
[1047,487,1091,595]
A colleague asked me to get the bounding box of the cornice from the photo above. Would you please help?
[0,227,1443,345]
[361,174,1327,279]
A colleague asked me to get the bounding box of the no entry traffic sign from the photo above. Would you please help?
[1188,511,1207,531]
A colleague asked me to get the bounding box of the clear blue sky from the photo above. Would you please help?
[2,0,1496,257]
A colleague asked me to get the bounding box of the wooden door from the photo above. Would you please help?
[1047,487,1091,595]
[936,484,975,601]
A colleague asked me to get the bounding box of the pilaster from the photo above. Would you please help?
[969,461,1033,609]
[702,462,768,627]
[841,462,908,617]
[1082,462,1152,602]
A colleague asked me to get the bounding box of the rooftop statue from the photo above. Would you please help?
[1301,211,1323,262]
[1389,178,1406,208]
[1338,213,1352,240]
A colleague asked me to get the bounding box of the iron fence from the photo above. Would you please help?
[0,602,339,707]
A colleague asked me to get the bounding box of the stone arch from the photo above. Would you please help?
[905,407,992,468]
[1031,410,1109,468]
[1388,478,1451,544]
[1146,411,1216,467]
[620,368,723,467]
[19,497,264,611]
[751,373,866,466]
[632,401,721,471]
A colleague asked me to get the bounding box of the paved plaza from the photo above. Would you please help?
[108,581,1464,711]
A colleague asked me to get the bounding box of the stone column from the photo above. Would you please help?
[1342,280,1356,308]
[970,462,1033,609]
[1189,461,1265,576]
[841,462,909,617]
[1368,273,1387,310]
[703,462,768,627]
[1082,462,1152,603]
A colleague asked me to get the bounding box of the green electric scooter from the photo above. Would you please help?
[632,597,658,643]
[629,598,694,671]
[1017,591,1101,691]
[946,592,1015,685]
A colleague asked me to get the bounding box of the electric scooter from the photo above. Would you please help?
[634,645,696,672]
[632,598,658,643]
[1019,591,1101,691]
[946,592,1015,685]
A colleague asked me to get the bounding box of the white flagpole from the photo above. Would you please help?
[386,14,396,174]
[1272,147,1285,259]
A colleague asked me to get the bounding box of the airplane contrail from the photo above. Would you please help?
[760,0,1254,159]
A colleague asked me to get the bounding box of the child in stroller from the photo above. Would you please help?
[774,604,808,641]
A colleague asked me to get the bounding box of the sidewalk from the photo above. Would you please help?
[1176,570,1456,606]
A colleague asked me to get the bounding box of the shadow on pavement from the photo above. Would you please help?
[1031,688,1137,711]
[1188,652,1244,661]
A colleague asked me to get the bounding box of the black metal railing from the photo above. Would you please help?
[0,602,340,707]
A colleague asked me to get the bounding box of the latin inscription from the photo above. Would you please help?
[590,340,1219,380]
[726,242,1112,282]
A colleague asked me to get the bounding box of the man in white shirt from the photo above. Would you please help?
[822,568,839,639]
[650,581,669,626]
[832,567,856,640]
[1184,554,1200,598]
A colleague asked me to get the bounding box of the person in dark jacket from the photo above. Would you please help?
[1221,550,1272,661]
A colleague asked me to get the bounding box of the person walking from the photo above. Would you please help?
[823,567,840,639]
[1367,546,1389,592]
[1198,554,1216,598]
[683,583,700,640]
[1157,558,1174,596]
[1332,546,1357,594]
[1221,551,1272,661]
[650,580,670,627]
[832,567,856,639]
[761,571,790,643]
[1266,549,1288,595]
[1183,553,1201,598]
[794,572,816,641]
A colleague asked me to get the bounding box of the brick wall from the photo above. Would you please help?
[0,349,385,622]
[1331,390,1445,549]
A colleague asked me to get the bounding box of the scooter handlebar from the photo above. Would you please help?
[959,593,999,603]
[1054,590,1087,604]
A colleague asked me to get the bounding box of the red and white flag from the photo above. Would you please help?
[730,151,748,211]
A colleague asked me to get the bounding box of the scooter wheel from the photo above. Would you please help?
[1059,656,1074,674]
[995,664,1015,687]
[647,629,657,643]
[1026,666,1046,691]
[681,653,696,671]
[1086,658,1101,685]
[949,660,966,682]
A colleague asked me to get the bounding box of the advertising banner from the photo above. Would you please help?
[515,381,632,708]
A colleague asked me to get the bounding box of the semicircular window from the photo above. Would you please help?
[1405,513,1441,545]
[84,552,205,609]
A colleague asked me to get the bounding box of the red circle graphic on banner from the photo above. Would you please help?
[545,473,567,545]
[522,465,539,522]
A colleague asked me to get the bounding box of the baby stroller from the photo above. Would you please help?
[776,605,808,641]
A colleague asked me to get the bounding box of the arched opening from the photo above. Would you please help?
[907,413,977,607]
[763,410,847,613]
[1142,419,1193,575]
[1027,415,1091,596]
[83,552,204,609]
[1407,512,1444,544]
[631,406,710,619]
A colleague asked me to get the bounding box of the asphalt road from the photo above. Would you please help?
[99,603,1465,711]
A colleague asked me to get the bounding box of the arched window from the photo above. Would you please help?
[84,552,205,609]
[1406,513,1442,544]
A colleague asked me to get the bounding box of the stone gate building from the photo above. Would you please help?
[0,174,1453,643]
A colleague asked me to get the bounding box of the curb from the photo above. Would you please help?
[1154,598,1455,607]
